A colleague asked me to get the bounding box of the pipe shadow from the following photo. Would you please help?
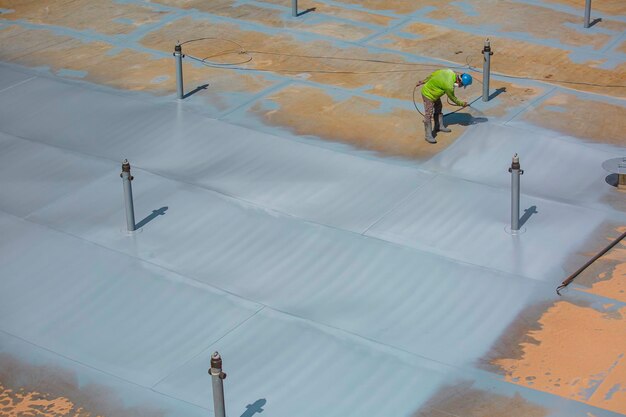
[135,206,168,229]
[183,84,209,99]
[489,87,506,100]
[240,399,266,417]
[606,173,618,187]
[519,205,538,228]
[588,17,602,28]
[443,113,488,127]
[297,7,316,16]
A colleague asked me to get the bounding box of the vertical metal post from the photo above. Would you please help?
[482,38,493,102]
[174,44,184,99]
[120,159,136,232]
[292,0,298,17]
[584,0,592,28]
[508,154,524,232]
[209,352,227,417]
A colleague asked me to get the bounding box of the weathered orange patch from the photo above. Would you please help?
[324,0,454,14]
[372,23,626,98]
[0,353,165,417]
[0,384,75,417]
[0,0,168,35]
[491,301,626,414]
[542,0,626,15]
[412,381,548,417]
[523,93,626,146]
[578,228,626,303]
[426,1,622,50]
[169,0,393,26]
[0,24,274,110]
[148,0,376,41]
[249,84,469,159]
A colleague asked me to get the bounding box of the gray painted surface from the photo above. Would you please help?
[1,64,624,417]
[366,174,622,281]
[423,122,625,211]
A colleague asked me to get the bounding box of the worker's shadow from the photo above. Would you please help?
[442,113,488,128]
[240,399,266,417]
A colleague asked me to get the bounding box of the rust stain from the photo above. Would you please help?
[486,299,626,414]
[542,0,626,15]
[426,1,622,50]
[0,384,76,417]
[0,353,166,417]
[139,18,541,107]
[323,0,455,15]
[140,17,417,90]
[372,23,626,98]
[578,227,626,303]
[412,380,548,417]
[0,25,274,107]
[583,255,626,303]
[252,0,394,26]
[148,0,375,41]
[523,93,626,146]
[249,84,467,159]
[0,0,168,35]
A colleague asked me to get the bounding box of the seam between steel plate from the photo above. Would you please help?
[355,15,416,44]
[0,329,210,412]
[216,79,295,120]
[0,208,547,382]
[359,174,441,235]
[0,75,37,94]
[503,86,560,125]
[5,126,621,288]
[150,306,267,390]
[0,69,620,218]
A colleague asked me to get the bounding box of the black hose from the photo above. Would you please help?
[556,229,626,295]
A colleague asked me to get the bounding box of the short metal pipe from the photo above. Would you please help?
[509,154,523,232]
[292,0,298,17]
[584,0,592,28]
[482,38,492,102]
[209,352,227,417]
[121,159,136,232]
[174,44,184,99]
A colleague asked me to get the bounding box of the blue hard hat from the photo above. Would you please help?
[460,73,473,87]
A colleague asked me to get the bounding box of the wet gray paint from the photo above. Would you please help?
[0,64,624,417]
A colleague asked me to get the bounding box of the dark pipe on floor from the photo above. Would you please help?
[556,229,626,295]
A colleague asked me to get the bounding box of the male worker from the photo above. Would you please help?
[417,69,472,144]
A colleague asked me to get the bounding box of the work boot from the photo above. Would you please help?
[434,113,452,133]
[424,120,436,144]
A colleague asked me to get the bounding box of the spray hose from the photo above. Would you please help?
[556,229,626,295]
[412,79,483,118]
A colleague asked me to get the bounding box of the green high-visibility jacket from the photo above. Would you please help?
[421,69,464,106]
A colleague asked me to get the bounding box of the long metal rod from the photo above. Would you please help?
[174,44,184,99]
[584,0,592,28]
[482,39,492,102]
[121,159,135,232]
[292,0,298,17]
[210,352,226,417]
[557,229,626,295]
[509,154,523,231]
